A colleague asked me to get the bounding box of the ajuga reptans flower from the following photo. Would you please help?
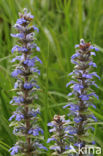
[47,115,71,155]
[9,8,47,156]
[64,39,99,155]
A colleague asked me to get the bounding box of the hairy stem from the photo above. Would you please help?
[24,52,31,156]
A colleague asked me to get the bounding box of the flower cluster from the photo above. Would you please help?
[47,115,71,155]
[9,9,47,155]
[64,39,99,154]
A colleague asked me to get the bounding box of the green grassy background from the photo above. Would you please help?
[0,0,103,155]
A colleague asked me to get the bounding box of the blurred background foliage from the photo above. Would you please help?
[0,0,103,155]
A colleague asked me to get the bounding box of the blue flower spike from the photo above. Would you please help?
[64,39,99,155]
[47,115,71,155]
[9,8,46,155]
